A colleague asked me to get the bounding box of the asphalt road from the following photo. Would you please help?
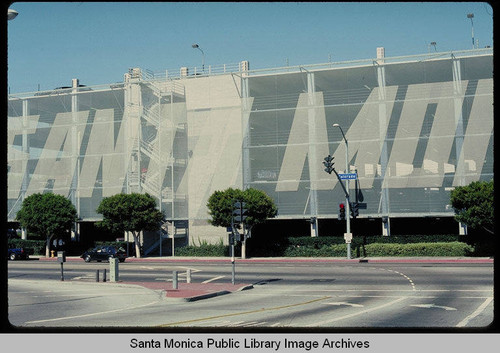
[7,260,494,329]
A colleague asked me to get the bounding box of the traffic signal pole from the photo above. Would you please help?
[330,124,352,260]
[344,138,351,260]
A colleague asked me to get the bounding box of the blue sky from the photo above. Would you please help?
[7,2,493,93]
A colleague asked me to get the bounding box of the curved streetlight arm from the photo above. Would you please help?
[333,124,348,145]
[192,44,205,72]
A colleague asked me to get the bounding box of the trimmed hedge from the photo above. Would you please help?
[287,234,462,247]
[283,241,474,258]
[7,239,45,255]
[284,244,347,257]
[363,242,474,257]
[175,244,229,257]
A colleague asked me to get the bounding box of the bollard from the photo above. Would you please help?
[172,271,178,290]
[96,269,100,282]
[103,269,107,282]
[186,269,191,283]
[109,258,119,282]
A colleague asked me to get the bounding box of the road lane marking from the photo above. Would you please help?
[202,276,225,283]
[383,268,417,291]
[16,291,150,298]
[229,292,493,301]
[159,296,331,327]
[305,296,408,327]
[323,302,364,308]
[410,304,457,311]
[24,300,161,324]
[140,266,157,270]
[456,297,493,327]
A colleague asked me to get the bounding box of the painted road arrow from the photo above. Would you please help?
[410,304,457,311]
[323,302,364,308]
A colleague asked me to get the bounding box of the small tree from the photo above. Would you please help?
[207,188,245,229]
[450,180,493,234]
[207,187,277,257]
[96,193,163,258]
[16,193,77,258]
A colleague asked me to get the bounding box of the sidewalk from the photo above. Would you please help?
[36,255,494,264]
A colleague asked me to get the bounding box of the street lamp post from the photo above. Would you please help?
[8,8,18,20]
[467,13,475,49]
[192,44,205,73]
[333,123,351,259]
[428,41,437,53]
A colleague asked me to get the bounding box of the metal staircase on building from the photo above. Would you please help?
[143,219,189,256]
[143,220,170,256]
[125,68,188,256]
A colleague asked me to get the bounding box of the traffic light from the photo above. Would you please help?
[233,201,247,223]
[338,203,345,220]
[323,155,335,174]
[351,203,359,218]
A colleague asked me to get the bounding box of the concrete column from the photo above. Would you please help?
[306,71,319,237]
[382,217,390,236]
[376,61,391,236]
[71,79,80,241]
[452,58,466,187]
[241,75,251,190]
[310,218,318,238]
[459,222,468,235]
[20,99,30,220]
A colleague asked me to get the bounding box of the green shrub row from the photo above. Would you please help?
[283,242,474,258]
[363,242,474,257]
[287,234,462,247]
[7,239,45,255]
[284,244,347,257]
[7,235,486,258]
[175,244,229,257]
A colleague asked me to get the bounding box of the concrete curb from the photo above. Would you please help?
[166,290,231,302]
[163,284,254,302]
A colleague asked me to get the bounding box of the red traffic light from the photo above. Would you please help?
[339,203,345,209]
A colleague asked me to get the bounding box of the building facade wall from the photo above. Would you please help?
[7,50,493,245]
[243,54,493,224]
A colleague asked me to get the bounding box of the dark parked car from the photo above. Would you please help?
[8,246,29,261]
[81,245,127,263]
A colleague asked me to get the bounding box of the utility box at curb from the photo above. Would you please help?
[109,258,119,282]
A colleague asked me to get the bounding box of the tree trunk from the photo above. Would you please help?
[45,234,54,258]
[133,231,141,258]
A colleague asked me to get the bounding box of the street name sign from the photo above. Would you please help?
[338,173,357,180]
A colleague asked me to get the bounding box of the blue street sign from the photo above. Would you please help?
[339,173,357,180]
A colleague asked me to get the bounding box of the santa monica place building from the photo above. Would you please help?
[7,47,493,255]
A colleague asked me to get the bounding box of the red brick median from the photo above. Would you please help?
[123,282,252,300]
